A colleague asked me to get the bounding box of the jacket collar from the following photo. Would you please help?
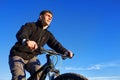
[35,20,43,28]
[35,20,49,29]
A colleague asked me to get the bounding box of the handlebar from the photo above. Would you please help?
[40,47,74,60]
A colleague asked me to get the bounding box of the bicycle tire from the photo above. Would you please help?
[54,73,88,80]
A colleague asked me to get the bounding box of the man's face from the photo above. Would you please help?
[40,12,53,26]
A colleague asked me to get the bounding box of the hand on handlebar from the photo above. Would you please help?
[26,40,38,51]
[62,50,74,59]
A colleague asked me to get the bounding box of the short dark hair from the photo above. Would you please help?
[40,10,53,16]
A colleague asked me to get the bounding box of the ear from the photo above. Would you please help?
[39,15,42,20]
[40,15,44,20]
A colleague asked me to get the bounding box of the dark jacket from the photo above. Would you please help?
[9,20,67,60]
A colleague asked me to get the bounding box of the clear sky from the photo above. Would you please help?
[0,0,120,80]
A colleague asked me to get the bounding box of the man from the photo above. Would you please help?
[9,10,73,80]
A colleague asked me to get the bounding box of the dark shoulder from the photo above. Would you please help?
[25,22,36,27]
[46,30,52,35]
[46,30,55,39]
[22,22,36,30]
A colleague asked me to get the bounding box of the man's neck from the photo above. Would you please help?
[43,26,48,29]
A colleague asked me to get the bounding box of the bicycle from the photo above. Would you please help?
[27,48,88,80]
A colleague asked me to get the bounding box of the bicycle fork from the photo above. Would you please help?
[48,69,60,80]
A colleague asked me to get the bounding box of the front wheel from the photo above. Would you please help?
[54,73,88,80]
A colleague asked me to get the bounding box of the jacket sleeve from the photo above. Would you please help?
[47,32,68,54]
[16,23,34,44]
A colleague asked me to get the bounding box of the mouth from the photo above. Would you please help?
[47,20,51,23]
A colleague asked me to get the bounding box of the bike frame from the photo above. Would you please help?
[27,52,60,80]
[27,48,88,80]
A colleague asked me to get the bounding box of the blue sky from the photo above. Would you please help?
[0,0,120,80]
